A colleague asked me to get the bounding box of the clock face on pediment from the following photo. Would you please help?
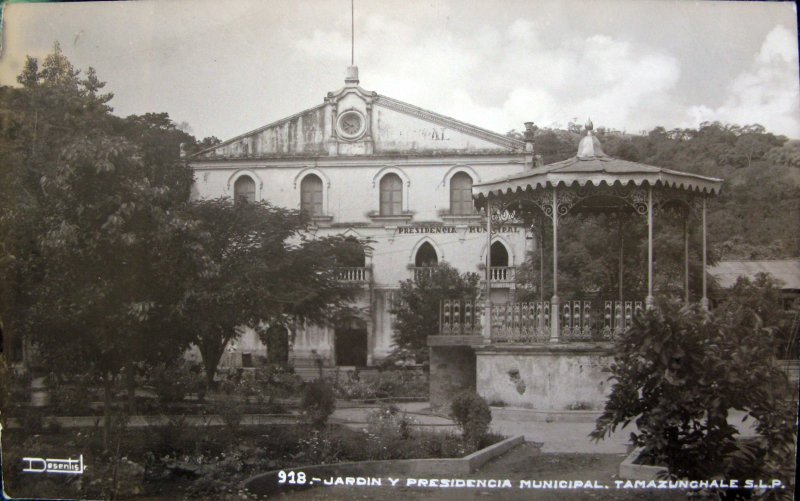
[336,110,366,140]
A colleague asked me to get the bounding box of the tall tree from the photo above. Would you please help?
[178,198,365,386]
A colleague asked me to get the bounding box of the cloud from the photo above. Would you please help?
[686,25,800,137]
[295,17,683,134]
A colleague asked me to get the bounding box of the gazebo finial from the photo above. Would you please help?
[576,117,605,159]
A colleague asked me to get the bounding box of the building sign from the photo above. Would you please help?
[396,225,520,234]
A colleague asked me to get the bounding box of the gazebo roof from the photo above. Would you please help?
[474,122,723,199]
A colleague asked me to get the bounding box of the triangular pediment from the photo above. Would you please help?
[193,85,523,160]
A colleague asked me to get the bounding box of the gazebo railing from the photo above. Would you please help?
[439,299,643,342]
[491,301,551,343]
[558,300,643,341]
[440,299,484,336]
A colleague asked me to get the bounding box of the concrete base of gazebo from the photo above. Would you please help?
[474,343,614,411]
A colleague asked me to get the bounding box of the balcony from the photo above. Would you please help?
[411,266,437,281]
[335,267,371,283]
[439,299,644,343]
[488,266,515,283]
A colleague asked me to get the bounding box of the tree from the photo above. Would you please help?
[591,300,796,495]
[389,263,480,363]
[715,273,796,358]
[30,134,196,445]
[177,198,365,387]
[0,45,196,443]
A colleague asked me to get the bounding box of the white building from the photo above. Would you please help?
[188,67,533,370]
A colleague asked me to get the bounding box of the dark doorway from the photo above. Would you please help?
[415,242,438,267]
[266,325,290,365]
[490,241,509,267]
[335,318,368,367]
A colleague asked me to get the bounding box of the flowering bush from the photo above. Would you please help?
[297,430,342,464]
[333,369,427,400]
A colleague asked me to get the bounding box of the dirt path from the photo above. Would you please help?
[273,443,685,500]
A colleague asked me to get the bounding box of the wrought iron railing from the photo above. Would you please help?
[335,267,371,282]
[438,299,644,343]
[558,300,643,341]
[491,301,551,343]
[440,299,483,336]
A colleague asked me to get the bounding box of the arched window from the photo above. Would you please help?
[450,172,474,215]
[234,175,256,203]
[379,173,403,216]
[490,241,509,267]
[300,174,323,217]
[415,242,438,267]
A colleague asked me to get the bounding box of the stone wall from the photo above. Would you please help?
[475,344,614,411]
[429,346,477,413]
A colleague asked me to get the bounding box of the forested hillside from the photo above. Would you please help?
[525,123,800,260]
[510,123,799,301]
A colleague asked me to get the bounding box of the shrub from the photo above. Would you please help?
[592,299,796,494]
[301,379,335,429]
[255,364,303,400]
[367,404,417,440]
[333,369,428,400]
[148,360,204,403]
[450,391,492,448]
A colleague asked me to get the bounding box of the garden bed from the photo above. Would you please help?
[1,420,504,500]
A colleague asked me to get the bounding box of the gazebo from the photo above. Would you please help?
[431,121,723,411]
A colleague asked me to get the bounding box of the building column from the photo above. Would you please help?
[646,186,655,309]
[550,187,560,342]
[701,196,709,310]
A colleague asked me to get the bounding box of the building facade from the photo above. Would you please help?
[189,67,533,369]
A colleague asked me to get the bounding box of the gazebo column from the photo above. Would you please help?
[550,187,560,343]
[701,196,709,310]
[618,215,624,302]
[646,186,655,309]
[484,195,493,340]
[683,209,690,305]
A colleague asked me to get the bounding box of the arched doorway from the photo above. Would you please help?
[335,317,368,367]
[490,241,509,267]
[415,242,438,267]
[265,325,289,365]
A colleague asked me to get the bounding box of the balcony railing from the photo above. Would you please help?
[412,266,437,281]
[439,299,644,343]
[488,266,515,283]
[335,267,371,282]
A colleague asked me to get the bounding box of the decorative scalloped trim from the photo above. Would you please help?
[474,175,722,199]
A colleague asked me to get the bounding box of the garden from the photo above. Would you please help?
[1,358,498,500]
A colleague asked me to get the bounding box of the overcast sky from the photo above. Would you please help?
[1,0,798,140]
